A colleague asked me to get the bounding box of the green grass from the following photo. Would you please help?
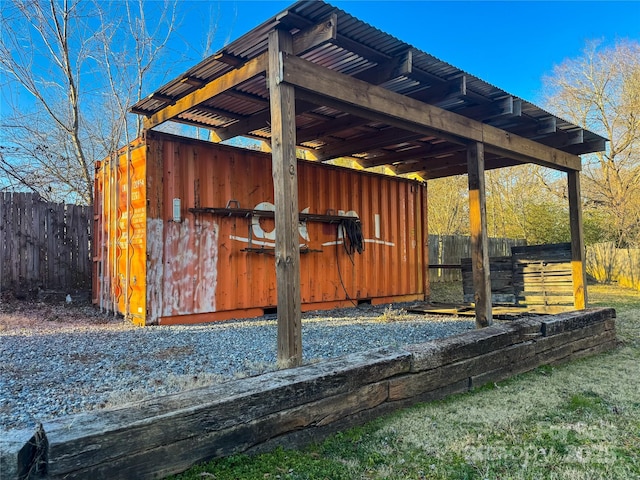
[170,284,640,480]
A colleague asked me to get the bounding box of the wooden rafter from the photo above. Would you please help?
[142,53,269,130]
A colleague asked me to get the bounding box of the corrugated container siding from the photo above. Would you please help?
[94,132,427,325]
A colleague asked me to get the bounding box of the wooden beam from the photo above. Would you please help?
[295,86,469,147]
[467,142,493,328]
[537,117,557,135]
[214,52,244,67]
[292,13,337,55]
[539,128,584,149]
[150,92,176,105]
[277,9,392,65]
[214,100,329,142]
[192,105,245,120]
[180,76,206,88]
[143,53,268,130]
[269,29,302,368]
[297,114,368,144]
[482,123,581,171]
[390,145,468,174]
[562,138,607,155]
[421,156,521,180]
[214,109,271,141]
[280,53,582,172]
[315,128,425,161]
[568,170,587,309]
[359,144,435,168]
[453,96,522,121]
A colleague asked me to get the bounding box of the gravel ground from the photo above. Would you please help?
[0,299,474,432]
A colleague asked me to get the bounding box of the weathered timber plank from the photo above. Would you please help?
[569,338,617,362]
[10,193,21,286]
[406,318,541,372]
[44,347,410,474]
[470,352,546,389]
[517,295,576,305]
[569,329,617,356]
[51,381,390,480]
[541,308,616,336]
[250,379,470,458]
[389,341,536,401]
[533,319,614,355]
[538,332,617,368]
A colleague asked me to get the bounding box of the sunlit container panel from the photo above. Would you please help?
[94,132,427,325]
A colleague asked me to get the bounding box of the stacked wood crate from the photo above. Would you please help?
[512,243,573,308]
[462,243,573,310]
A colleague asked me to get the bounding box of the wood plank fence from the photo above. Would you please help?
[0,192,92,293]
[428,234,526,282]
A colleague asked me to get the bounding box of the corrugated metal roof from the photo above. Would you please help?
[130,0,607,177]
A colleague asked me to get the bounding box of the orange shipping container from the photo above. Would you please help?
[93,132,428,325]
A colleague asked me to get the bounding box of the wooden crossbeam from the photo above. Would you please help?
[359,143,439,168]
[297,114,369,144]
[294,85,468,147]
[292,13,337,55]
[453,96,522,121]
[315,128,425,161]
[280,53,581,172]
[142,53,268,130]
[419,156,521,180]
[391,146,469,174]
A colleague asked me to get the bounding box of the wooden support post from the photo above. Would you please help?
[568,170,587,309]
[467,142,493,328]
[269,29,302,368]
[421,183,430,301]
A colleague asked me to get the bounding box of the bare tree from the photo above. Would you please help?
[427,176,469,235]
[542,40,640,247]
[0,0,95,203]
[0,0,180,204]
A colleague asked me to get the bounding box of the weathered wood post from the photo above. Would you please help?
[467,142,493,327]
[568,170,587,309]
[268,28,303,367]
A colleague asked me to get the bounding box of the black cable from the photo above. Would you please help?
[335,222,357,306]
[340,217,364,256]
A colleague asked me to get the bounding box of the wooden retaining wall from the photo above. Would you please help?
[0,308,616,480]
[0,192,92,293]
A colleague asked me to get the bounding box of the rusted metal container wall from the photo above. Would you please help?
[95,132,427,325]
[93,144,147,325]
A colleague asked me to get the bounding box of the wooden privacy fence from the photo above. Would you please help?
[0,192,92,293]
[429,234,526,282]
[587,243,640,291]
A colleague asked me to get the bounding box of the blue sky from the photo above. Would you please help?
[173,0,640,104]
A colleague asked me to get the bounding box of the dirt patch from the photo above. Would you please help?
[0,291,128,335]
